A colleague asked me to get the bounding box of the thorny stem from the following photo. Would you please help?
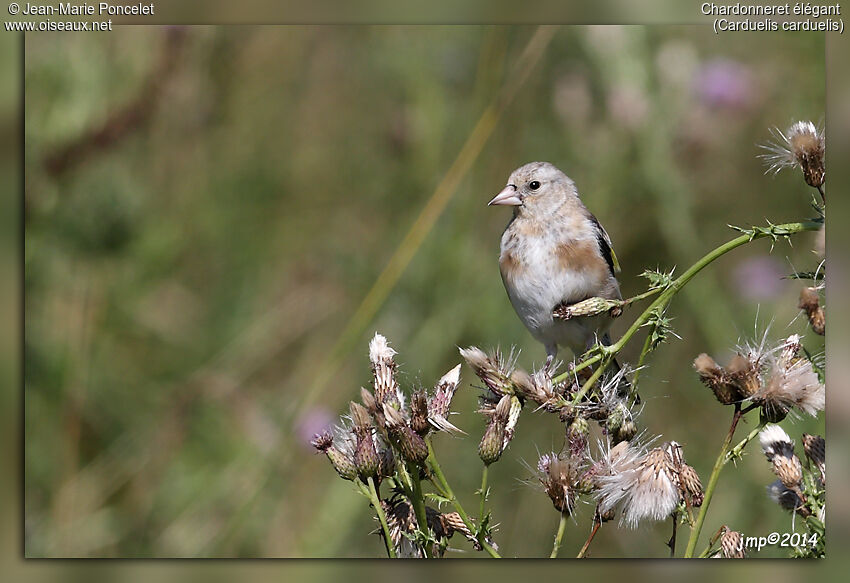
[554,220,821,395]
[407,462,433,558]
[726,420,766,462]
[550,511,570,558]
[620,286,665,308]
[576,514,602,558]
[629,321,656,405]
[684,405,747,557]
[426,440,502,558]
[359,477,397,558]
[479,465,489,523]
[816,185,825,203]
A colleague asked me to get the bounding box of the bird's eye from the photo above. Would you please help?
[529,181,541,190]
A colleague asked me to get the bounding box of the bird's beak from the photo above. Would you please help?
[488,184,522,206]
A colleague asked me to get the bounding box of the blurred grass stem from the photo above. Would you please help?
[297,26,558,418]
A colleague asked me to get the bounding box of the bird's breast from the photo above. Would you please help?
[499,225,611,324]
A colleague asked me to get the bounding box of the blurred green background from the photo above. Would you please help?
[24,25,824,558]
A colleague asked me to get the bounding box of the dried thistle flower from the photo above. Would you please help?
[726,353,761,398]
[510,368,565,412]
[537,452,581,514]
[594,440,680,528]
[460,346,516,397]
[759,424,796,460]
[760,120,825,189]
[381,499,467,558]
[566,416,590,458]
[720,527,746,558]
[759,424,803,489]
[369,333,404,410]
[409,390,430,436]
[665,441,704,508]
[383,403,428,464]
[360,387,378,414]
[751,337,824,420]
[439,511,489,551]
[678,463,704,507]
[767,479,810,517]
[427,364,463,434]
[479,395,511,465]
[349,401,372,430]
[349,402,381,478]
[311,429,358,481]
[376,436,396,478]
[802,433,825,482]
[798,287,825,335]
[693,353,746,404]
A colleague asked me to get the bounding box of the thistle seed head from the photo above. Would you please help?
[798,287,825,335]
[802,433,825,480]
[369,333,403,410]
[460,346,516,397]
[760,120,825,188]
[537,452,579,514]
[720,528,746,558]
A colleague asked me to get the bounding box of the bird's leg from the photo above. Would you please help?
[543,345,557,377]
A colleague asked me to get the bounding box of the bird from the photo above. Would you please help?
[489,161,622,370]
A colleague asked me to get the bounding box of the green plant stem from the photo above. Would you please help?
[631,323,655,386]
[359,477,397,558]
[684,405,746,557]
[618,286,665,309]
[550,511,569,558]
[698,525,727,558]
[479,465,489,522]
[685,408,765,558]
[726,421,766,462]
[407,462,433,558]
[554,220,821,391]
[426,441,501,558]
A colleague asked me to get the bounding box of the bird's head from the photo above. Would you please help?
[488,161,578,217]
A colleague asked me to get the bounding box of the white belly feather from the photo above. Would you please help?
[500,228,610,354]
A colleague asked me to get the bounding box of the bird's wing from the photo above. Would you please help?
[589,213,621,275]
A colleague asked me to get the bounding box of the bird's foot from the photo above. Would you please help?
[543,354,554,377]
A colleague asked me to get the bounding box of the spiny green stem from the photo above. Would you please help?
[407,462,433,558]
[479,465,489,522]
[359,477,397,558]
[554,220,820,389]
[569,353,613,405]
[620,286,665,308]
[550,511,569,558]
[727,421,766,462]
[426,441,501,558]
[567,353,603,377]
[630,322,656,405]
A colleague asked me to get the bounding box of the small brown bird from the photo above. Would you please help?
[489,161,622,367]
